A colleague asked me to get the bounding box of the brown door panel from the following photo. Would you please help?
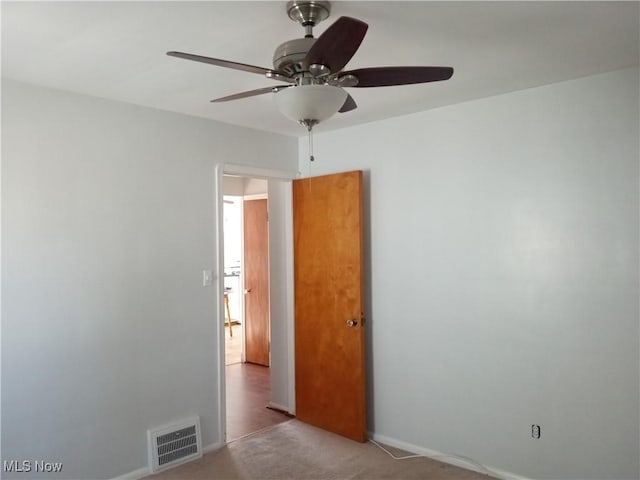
[293,171,366,442]
[244,198,270,366]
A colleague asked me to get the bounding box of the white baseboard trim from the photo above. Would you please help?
[203,441,225,454]
[111,442,223,480]
[267,401,293,415]
[369,432,532,480]
[110,466,149,480]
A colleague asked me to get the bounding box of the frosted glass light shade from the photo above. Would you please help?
[274,85,347,124]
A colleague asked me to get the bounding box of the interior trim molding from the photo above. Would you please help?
[368,432,531,480]
[267,401,294,416]
[214,164,227,446]
[110,466,149,480]
[203,441,225,454]
[243,193,268,200]
[223,163,299,180]
[110,443,223,480]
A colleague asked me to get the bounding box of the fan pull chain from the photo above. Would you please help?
[307,124,315,162]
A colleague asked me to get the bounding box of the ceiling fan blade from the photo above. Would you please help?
[211,85,291,103]
[339,94,357,113]
[304,16,368,73]
[343,66,454,87]
[167,51,294,81]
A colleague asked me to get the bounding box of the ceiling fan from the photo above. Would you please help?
[167,0,453,133]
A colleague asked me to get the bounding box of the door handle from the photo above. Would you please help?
[244,288,252,294]
[346,319,358,327]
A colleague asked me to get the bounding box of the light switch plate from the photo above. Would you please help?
[202,270,213,287]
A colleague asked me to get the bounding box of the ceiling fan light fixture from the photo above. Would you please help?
[274,84,347,126]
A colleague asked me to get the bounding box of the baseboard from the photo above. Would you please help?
[267,402,295,417]
[369,432,532,480]
[111,442,223,480]
[110,466,149,480]
[203,441,225,454]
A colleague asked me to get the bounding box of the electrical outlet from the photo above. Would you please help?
[531,424,541,439]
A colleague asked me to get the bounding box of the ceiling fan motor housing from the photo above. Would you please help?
[273,37,316,76]
[286,1,330,27]
[276,1,329,75]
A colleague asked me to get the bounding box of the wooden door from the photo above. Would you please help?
[243,198,270,366]
[293,170,366,442]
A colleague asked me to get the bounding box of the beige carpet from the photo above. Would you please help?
[146,419,493,480]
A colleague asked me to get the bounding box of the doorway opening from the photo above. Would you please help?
[222,175,291,441]
[222,194,243,366]
[217,166,367,445]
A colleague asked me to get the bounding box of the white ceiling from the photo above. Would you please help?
[2,1,638,137]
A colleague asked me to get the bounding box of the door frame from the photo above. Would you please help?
[215,163,298,444]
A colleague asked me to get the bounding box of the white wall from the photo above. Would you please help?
[222,176,245,196]
[298,67,639,480]
[1,79,298,479]
[243,178,268,196]
[222,176,268,197]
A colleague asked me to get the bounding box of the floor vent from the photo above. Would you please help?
[147,416,202,473]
